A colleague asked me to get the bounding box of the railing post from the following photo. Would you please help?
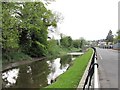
[94,56,99,89]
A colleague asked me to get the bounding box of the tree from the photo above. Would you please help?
[73,40,80,48]
[114,30,120,43]
[80,38,86,48]
[117,30,120,40]
[2,1,58,58]
[106,30,113,44]
[60,36,73,48]
[73,38,86,48]
[15,2,57,56]
[2,2,19,52]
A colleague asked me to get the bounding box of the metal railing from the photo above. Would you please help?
[83,47,99,90]
[94,56,99,88]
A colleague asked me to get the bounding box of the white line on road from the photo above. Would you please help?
[99,54,103,60]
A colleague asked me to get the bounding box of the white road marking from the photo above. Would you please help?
[99,54,103,60]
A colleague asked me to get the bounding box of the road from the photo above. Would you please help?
[96,48,118,88]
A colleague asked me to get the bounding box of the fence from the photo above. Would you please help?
[83,47,99,90]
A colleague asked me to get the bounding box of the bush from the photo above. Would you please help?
[47,39,69,58]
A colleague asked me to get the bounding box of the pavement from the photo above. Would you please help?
[96,48,118,88]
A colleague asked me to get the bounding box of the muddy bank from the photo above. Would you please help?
[2,57,46,72]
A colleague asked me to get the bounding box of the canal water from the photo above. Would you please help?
[2,55,78,88]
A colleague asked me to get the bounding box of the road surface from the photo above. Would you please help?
[96,48,118,88]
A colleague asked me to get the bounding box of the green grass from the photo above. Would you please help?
[45,48,93,89]
[2,52,32,64]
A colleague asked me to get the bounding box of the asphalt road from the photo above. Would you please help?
[96,48,118,88]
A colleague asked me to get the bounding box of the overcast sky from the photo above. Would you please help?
[47,0,119,40]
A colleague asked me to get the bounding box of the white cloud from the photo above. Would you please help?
[48,0,119,40]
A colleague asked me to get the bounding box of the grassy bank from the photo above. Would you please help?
[2,39,81,65]
[2,52,32,65]
[45,48,93,89]
[2,46,80,65]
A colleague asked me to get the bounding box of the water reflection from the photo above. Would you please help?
[2,68,19,88]
[2,55,75,88]
[47,58,69,84]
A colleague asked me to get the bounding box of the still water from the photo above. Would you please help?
[2,55,76,88]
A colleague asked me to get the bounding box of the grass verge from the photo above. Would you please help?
[45,48,93,89]
[2,52,32,65]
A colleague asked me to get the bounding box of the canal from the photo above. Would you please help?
[2,55,80,88]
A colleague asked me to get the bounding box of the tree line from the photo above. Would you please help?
[2,1,87,63]
[106,30,120,44]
